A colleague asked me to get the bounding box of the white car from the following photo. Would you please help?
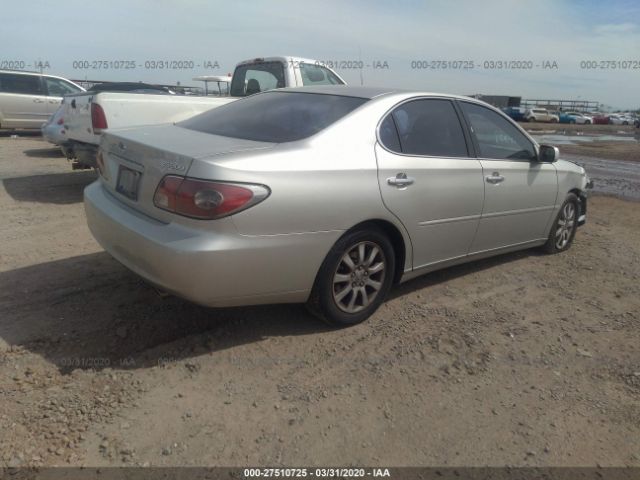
[0,70,84,129]
[525,108,559,123]
[608,114,632,125]
[565,112,592,124]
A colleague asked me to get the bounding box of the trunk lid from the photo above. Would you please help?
[99,124,274,222]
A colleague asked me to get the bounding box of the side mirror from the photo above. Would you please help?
[538,144,559,163]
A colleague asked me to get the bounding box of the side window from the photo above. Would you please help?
[460,102,536,160]
[388,99,468,157]
[44,77,82,96]
[379,114,401,152]
[299,63,343,85]
[0,73,43,95]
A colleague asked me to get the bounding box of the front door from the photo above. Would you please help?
[458,101,558,253]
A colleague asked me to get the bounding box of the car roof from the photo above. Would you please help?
[0,69,74,82]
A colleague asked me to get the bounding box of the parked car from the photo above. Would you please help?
[84,86,591,326]
[501,106,526,122]
[64,56,345,168]
[608,114,631,125]
[0,70,85,129]
[591,113,610,125]
[551,111,573,124]
[525,108,559,123]
[564,112,593,124]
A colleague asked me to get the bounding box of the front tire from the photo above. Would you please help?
[543,193,579,254]
[307,227,395,326]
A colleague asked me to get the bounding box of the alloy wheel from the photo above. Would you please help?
[332,241,386,313]
[555,202,576,249]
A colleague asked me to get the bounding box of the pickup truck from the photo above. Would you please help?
[62,56,346,168]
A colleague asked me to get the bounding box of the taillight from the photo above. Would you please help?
[91,103,108,133]
[153,175,270,219]
[56,117,64,125]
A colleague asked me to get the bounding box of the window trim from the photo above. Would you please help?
[375,96,475,160]
[456,99,539,162]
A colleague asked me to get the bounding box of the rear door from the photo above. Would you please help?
[458,101,558,253]
[375,97,484,269]
[0,72,48,128]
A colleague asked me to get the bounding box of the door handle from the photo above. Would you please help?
[485,172,505,184]
[387,173,415,188]
[33,99,45,103]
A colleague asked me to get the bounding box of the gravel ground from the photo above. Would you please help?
[1,135,639,468]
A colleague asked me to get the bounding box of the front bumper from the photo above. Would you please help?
[83,181,339,307]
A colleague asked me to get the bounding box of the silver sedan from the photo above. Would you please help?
[84,86,591,325]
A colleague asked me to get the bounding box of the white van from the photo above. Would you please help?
[0,70,85,129]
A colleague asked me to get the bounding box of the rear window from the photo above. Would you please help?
[179,91,368,143]
[230,62,285,97]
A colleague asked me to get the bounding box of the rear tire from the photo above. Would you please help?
[307,227,395,326]
[543,193,579,254]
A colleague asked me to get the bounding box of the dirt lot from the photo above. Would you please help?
[1,135,639,468]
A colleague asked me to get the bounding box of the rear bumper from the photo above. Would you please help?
[84,181,340,307]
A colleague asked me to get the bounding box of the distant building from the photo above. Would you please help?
[467,94,521,108]
[520,99,599,113]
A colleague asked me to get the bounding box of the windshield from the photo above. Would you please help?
[178,91,368,143]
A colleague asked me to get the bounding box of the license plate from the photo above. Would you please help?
[115,165,141,201]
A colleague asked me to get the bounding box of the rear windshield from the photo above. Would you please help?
[178,91,368,143]
[230,62,285,97]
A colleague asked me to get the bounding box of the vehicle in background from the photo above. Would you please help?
[564,112,593,124]
[84,86,590,326]
[63,56,345,168]
[0,70,85,129]
[608,114,630,125]
[524,108,559,123]
[591,113,610,125]
[501,106,527,122]
[551,111,573,124]
[41,103,67,146]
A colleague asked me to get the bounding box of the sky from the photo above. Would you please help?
[2,0,639,109]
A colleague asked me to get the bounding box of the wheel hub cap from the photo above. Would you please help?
[332,241,386,314]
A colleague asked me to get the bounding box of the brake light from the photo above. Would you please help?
[56,117,64,125]
[91,103,108,133]
[153,175,270,219]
